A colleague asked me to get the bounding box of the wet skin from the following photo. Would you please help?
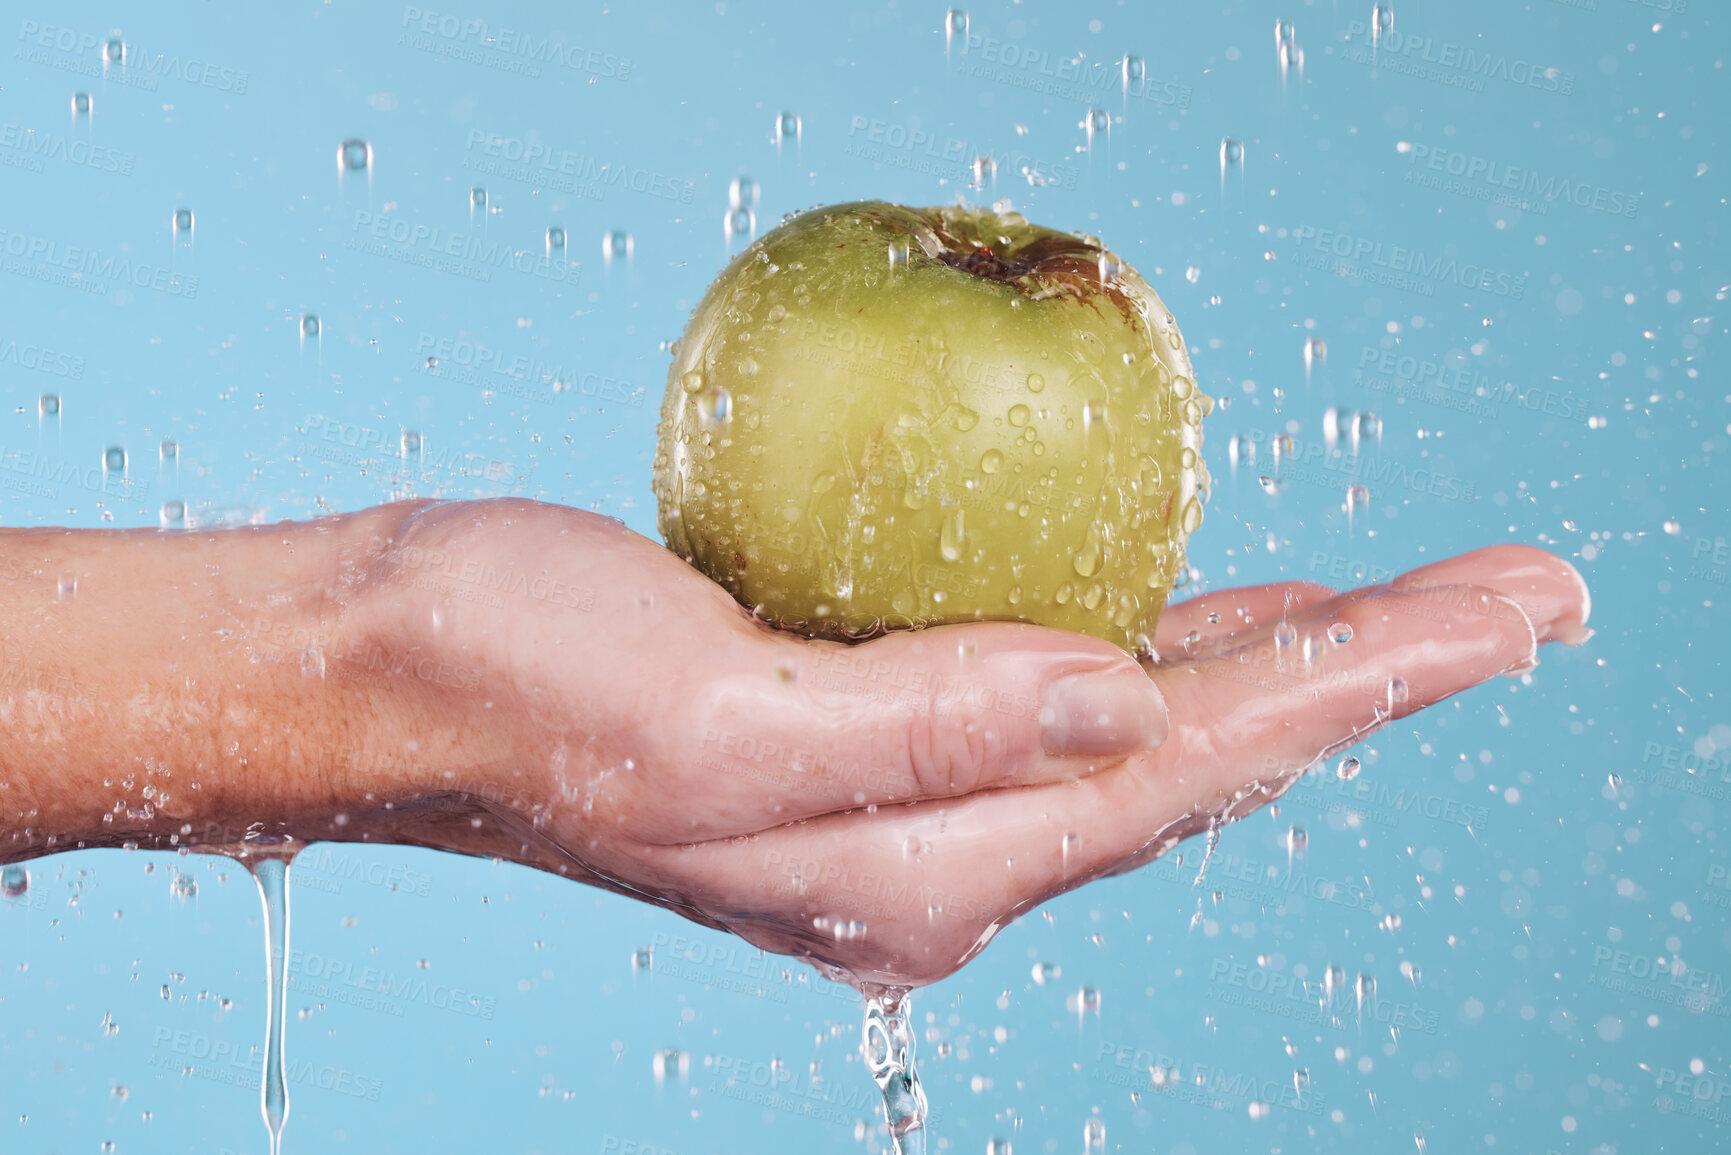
[0,497,1590,991]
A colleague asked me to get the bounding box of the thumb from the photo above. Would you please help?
[694,622,1169,820]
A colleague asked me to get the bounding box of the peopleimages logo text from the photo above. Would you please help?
[1399,142,1639,219]
[15,21,250,93]
[1341,21,1574,95]
[1291,225,1526,299]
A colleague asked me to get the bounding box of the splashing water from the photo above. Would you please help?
[863,991,928,1155]
[251,858,292,1155]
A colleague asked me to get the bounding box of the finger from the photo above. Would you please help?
[679,558,1588,985]
[1153,581,1338,656]
[665,621,1169,835]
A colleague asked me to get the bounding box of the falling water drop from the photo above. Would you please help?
[1083,108,1109,152]
[971,154,996,192]
[160,500,186,529]
[1121,53,1145,100]
[729,176,759,209]
[725,206,756,246]
[863,992,928,1155]
[40,393,61,420]
[1185,264,1201,284]
[1372,3,1394,49]
[160,437,177,464]
[1354,410,1382,444]
[1356,972,1377,1020]
[1324,963,1347,1008]
[1344,485,1369,526]
[103,37,125,69]
[72,92,93,116]
[1,866,28,900]
[1228,434,1255,473]
[300,313,320,340]
[252,857,292,1155]
[1083,1117,1107,1154]
[172,208,194,235]
[602,230,633,266]
[401,431,422,459]
[546,226,566,256]
[773,111,802,155]
[170,870,197,901]
[945,8,969,56]
[1304,336,1327,382]
[337,138,372,173]
[1220,137,1244,191]
[103,446,127,475]
[470,186,487,211]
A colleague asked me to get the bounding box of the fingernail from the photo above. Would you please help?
[1040,669,1169,757]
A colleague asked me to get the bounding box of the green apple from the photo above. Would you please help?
[652,200,1210,655]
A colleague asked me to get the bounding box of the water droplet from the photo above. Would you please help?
[1008,404,1031,427]
[1025,371,1045,393]
[724,205,756,243]
[1324,963,1347,1006]
[1,866,28,899]
[631,947,653,970]
[698,385,732,424]
[159,500,186,529]
[1075,985,1102,1015]
[1344,485,1369,520]
[971,154,996,190]
[1337,756,1361,781]
[1055,582,1074,605]
[1607,772,1622,790]
[1032,962,1061,985]
[1354,410,1382,443]
[1084,108,1109,140]
[57,573,76,600]
[39,393,60,419]
[1083,1117,1107,1154]
[160,438,177,463]
[979,448,1003,474]
[602,230,633,263]
[1220,136,1245,169]
[1356,972,1377,1014]
[1185,264,1201,284]
[953,406,980,432]
[940,510,965,563]
[300,314,320,339]
[1122,53,1145,88]
[1400,959,1421,985]
[987,1140,1013,1155]
[774,111,802,146]
[72,92,92,116]
[1072,527,1103,578]
[1373,3,1395,42]
[103,37,124,66]
[103,446,127,474]
[338,138,372,172]
[1388,677,1410,706]
[1227,434,1255,473]
[1180,496,1203,534]
[1096,252,1122,282]
[728,176,759,210]
[680,370,704,395]
[945,8,969,52]
[470,187,487,210]
[1329,621,1354,643]
[1304,336,1327,379]
[1248,1100,1272,1120]
[1287,826,1308,854]
[172,208,194,233]
[401,431,421,457]
[546,226,566,251]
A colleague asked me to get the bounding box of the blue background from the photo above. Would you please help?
[1,1,1726,1152]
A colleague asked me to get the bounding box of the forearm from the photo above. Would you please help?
[0,501,449,861]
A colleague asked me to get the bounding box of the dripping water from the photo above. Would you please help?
[863,990,928,1155]
[251,857,292,1155]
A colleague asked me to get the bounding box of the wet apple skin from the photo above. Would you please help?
[654,201,1210,654]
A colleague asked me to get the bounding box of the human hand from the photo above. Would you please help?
[364,499,1590,991]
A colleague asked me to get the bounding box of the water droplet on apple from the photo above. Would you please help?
[1055,582,1074,605]
[980,449,1003,474]
[939,510,965,562]
[953,406,980,432]
[1025,371,1045,393]
[888,237,909,272]
[1073,527,1103,577]
[698,385,732,424]
[1008,404,1031,427]
[681,370,704,394]
[1181,497,1203,534]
